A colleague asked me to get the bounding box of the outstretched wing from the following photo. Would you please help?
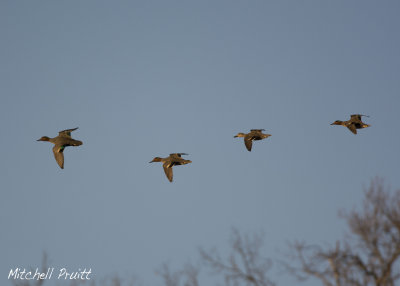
[346,123,357,134]
[350,114,362,122]
[350,114,369,122]
[250,129,265,132]
[59,127,78,138]
[163,163,173,182]
[170,153,188,158]
[52,145,65,169]
[244,136,253,151]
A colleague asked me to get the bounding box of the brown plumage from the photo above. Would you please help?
[37,127,83,169]
[331,114,370,134]
[149,153,192,182]
[234,129,271,151]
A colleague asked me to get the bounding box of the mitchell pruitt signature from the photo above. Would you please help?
[8,267,92,281]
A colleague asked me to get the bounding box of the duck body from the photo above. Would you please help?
[37,127,83,169]
[234,129,271,151]
[331,114,370,134]
[149,153,192,182]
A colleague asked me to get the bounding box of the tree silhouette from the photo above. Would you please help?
[156,262,200,286]
[285,178,400,286]
[199,228,274,286]
[157,228,274,286]
[11,179,400,286]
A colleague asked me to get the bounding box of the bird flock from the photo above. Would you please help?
[37,114,370,182]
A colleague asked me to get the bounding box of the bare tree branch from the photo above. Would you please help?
[200,228,274,286]
[285,178,400,286]
[156,262,200,286]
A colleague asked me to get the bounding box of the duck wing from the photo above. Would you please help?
[170,153,188,158]
[52,145,65,169]
[59,127,78,138]
[250,129,265,132]
[350,114,362,121]
[163,163,173,182]
[244,135,253,151]
[350,114,369,122]
[346,123,357,134]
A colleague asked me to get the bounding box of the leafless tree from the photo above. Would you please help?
[95,275,138,286]
[156,262,200,286]
[94,274,138,286]
[156,263,183,286]
[17,179,399,286]
[285,178,400,286]
[199,228,275,286]
[156,228,274,286]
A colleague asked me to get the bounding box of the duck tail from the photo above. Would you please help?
[73,140,83,146]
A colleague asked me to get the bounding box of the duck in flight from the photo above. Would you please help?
[37,127,83,169]
[331,114,370,134]
[149,153,192,182]
[234,129,271,151]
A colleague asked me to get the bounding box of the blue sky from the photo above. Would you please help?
[1,1,400,285]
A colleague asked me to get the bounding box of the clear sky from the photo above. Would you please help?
[1,1,399,285]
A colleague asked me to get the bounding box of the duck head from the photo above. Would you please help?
[149,157,163,163]
[330,120,344,126]
[37,136,51,142]
[234,133,246,138]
